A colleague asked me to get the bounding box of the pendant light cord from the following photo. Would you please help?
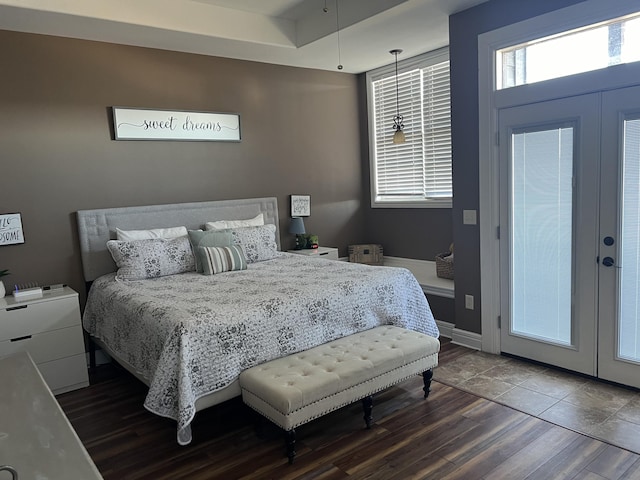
[323,0,343,70]
[394,51,400,118]
[335,0,342,70]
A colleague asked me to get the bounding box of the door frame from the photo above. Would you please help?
[478,0,640,354]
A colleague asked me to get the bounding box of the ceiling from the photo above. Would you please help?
[0,0,489,74]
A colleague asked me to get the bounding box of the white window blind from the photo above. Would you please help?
[368,49,452,207]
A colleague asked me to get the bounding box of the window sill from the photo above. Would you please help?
[371,199,452,209]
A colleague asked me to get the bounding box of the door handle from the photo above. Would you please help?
[602,257,615,267]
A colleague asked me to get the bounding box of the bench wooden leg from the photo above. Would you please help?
[422,369,434,398]
[285,429,296,464]
[362,396,373,429]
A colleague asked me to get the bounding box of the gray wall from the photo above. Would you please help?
[449,0,586,333]
[0,30,366,302]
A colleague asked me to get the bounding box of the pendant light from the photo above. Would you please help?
[390,49,405,144]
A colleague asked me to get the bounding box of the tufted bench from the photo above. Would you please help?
[239,325,440,464]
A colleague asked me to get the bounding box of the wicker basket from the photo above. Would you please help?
[435,252,454,280]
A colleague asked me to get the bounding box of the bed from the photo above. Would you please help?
[77,197,439,445]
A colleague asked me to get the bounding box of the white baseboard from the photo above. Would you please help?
[436,320,481,350]
[436,320,454,339]
[451,328,482,351]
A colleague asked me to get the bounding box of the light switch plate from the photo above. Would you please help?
[465,294,474,310]
[463,209,477,225]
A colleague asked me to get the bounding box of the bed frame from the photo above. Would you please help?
[76,197,281,409]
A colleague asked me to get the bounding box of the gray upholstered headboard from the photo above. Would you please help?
[77,197,280,282]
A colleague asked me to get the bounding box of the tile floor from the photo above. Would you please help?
[434,350,640,454]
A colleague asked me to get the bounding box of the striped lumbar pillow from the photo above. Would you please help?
[198,245,247,275]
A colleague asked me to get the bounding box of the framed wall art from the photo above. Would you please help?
[291,195,311,217]
[0,213,24,245]
[112,107,241,141]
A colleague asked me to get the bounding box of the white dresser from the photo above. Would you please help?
[0,351,102,479]
[0,287,89,394]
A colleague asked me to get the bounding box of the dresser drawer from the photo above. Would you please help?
[318,249,339,260]
[0,325,85,364]
[0,295,81,341]
[38,353,89,394]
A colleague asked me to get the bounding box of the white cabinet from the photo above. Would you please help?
[287,246,339,260]
[0,287,88,394]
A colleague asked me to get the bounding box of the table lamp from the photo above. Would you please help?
[289,217,306,250]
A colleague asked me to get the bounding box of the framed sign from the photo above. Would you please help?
[113,107,241,141]
[291,195,311,217]
[0,213,24,245]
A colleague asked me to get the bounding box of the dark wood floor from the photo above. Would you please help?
[57,340,640,479]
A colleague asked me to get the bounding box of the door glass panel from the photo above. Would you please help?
[511,127,574,345]
[619,117,640,363]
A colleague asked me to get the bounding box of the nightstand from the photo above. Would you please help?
[0,286,89,394]
[287,246,339,260]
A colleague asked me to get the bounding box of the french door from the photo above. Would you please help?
[599,85,640,387]
[498,86,640,387]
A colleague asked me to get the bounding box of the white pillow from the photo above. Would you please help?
[205,213,264,231]
[116,226,188,241]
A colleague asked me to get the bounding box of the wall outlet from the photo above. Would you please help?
[465,294,474,310]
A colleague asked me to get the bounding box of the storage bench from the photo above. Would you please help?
[239,325,440,463]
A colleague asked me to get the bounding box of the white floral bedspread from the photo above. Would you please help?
[83,253,439,445]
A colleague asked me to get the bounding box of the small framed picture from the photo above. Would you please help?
[291,195,311,217]
[0,212,25,246]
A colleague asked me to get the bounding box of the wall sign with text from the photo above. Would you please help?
[291,195,311,217]
[0,213,24,246]
[113,107,241,141]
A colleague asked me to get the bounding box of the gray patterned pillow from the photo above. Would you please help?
[107,236,195,280]
[229,224,279,263]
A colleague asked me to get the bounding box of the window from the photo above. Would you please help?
[497,12,640,90]
[367,48,452,208]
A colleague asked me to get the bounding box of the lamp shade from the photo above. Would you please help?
[289,217,306,235]
[393,129,406,144]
